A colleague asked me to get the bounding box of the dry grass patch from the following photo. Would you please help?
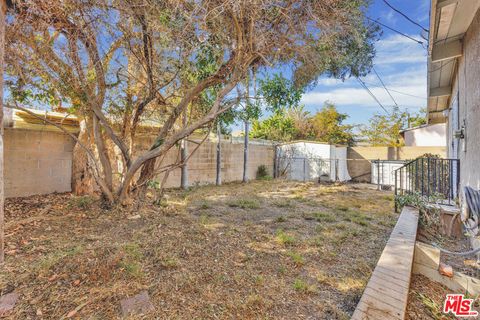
[2,180,396,319]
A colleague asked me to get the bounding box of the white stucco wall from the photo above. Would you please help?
[447,7,480,192]
[403,123,446,147]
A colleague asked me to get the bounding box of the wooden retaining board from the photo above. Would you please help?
[413,242,480,295]
[351,206,418,320]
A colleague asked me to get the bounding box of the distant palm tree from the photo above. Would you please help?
[286,105,313,140]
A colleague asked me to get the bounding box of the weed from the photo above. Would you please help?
[199,214,210,225]
[162,256,179,269]
[246,294,264,308]
[273,199,293,208]
[341,211,372,226]
[333,230,360,245]
[316,270,333,286]
[198,200,211,210]
[335,222,348,230]
[37,246,84,272]
[227,198,261,209]
[254,275,264,285]
[118,243,143,278]
[256,165,271,180]
[275,229,295,246]
[293,194,304,201]
[68,196,94,210]
[153,198,169,207]
[293,278,316,293]
[275,216,287,223]
[311,236,323,247]
[313,212,336,223]
[287,251,305,266]
[383,195,394,201]
[415,291,444,319]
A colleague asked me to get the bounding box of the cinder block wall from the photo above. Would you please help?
[4,128,274,197]
[348,146,447,182]
[137,139,274,188]
[4,127,447,197]
[4,128,75,197]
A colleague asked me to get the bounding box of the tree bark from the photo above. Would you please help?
[72,119,95,195]
[216,121,222,185]
[0,0,6,265]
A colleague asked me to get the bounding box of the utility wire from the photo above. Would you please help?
[372,67,398,107]
[356,77,390,114]
[361,81,426,100]
[382,0,429,33]
[428,59,455,73]
[367,17,425,45]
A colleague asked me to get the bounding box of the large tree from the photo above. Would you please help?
[5,0,378,205]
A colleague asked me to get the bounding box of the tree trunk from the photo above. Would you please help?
[72,119,95,195]
[0,0,6,264]
[216,121,222,185]
[243,120,249,183]
[133,157,156,205]
[180,110,188,189]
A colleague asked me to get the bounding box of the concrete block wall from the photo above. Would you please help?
[151,141,274,188]
[347,146,447,182]
[3,127,446,197]
[4,129,274,197]
[4,128,75,197]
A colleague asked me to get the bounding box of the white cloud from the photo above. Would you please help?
[301,71,427,109]
[374,34,427,65]
[381,9,398,25]
[301,31,428,111]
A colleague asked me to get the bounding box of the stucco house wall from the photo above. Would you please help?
[447,7,480,191]
[402,123,446,147]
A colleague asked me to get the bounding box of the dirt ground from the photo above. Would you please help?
[1,180,397,319]
[417,224,480,280]
[407,212,480,320]
[406,274,480,320]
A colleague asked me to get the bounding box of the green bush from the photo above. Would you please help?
[256,165,271,180]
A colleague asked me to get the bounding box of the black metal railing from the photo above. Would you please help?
[394,158,460,211]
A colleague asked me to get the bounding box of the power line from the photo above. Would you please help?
[356,77,390,114]
[428,59,455,73]
[372,67,398,107]
[366,17,425,45]
[382,0,429,33]
[361,80,427,100]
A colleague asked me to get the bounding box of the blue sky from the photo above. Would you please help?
[299,0,430,127]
